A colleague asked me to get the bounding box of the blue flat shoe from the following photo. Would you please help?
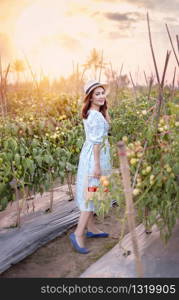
[86,231,109,238]
[69,233,89,254]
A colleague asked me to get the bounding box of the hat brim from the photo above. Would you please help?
[84,83,110,101]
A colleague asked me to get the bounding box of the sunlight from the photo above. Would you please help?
[38,45,72,79]
[14,0,70,77]
[11,0,178,82]
[13,0,99,78]
[14,0,66,50]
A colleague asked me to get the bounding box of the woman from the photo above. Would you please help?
[70,79,112,254]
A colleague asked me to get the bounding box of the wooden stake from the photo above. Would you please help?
[170,67,176,102]
[66,171,74,201]
[160,50,171,89]
[147,13,161,85]
[129,72,137,99]
[49,187,54,212]
[15,181,21,227]
[176,35,179,54]
[166,24,179,67]
[118,141,144,277]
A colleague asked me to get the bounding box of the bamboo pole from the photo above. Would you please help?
[148,75,154,102]
[49,187,54,212]
[176,35,179,54]
[118,141,144,278]
[166,24,179,68]
[147,13,161,85]
[170,67,176,102]
[143,13,172,231]
[117,63,124,88]
[143,71,148,86]
[144,71,154,101]
[66,171,74,201]
[160,50,171,89]
[119,63,124,77]
[129,72,137,99]
[147,13,168,134]
[14,181,21,227]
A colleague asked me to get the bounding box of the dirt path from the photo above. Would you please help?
[0,205,125,278]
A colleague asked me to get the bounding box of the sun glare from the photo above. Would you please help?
[13,0,100,78]
[14,1,66,49]
[14,0,73,78]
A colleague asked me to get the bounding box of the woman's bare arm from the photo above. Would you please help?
[93,144,101,166]
[93,144,101,177]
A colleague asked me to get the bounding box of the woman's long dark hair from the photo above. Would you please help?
[81,86,108,119]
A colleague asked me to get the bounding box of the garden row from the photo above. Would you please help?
[0,91,179,242]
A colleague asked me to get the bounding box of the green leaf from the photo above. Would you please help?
[59,161,66,168]
[22,158,35,174]
[4,137,18,151]
[35,156,42,167]
[14,153,20,165]
[19,146,25,156]
[43,154,54,165]
[0,197,8,210]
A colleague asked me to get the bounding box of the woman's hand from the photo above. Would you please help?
[93,164,101,178]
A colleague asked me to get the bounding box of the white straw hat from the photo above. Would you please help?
[83,79,109,100]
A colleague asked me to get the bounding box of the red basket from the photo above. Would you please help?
[88,186,109,192]
[88,186,98,192]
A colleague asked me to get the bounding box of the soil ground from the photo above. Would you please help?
[0,205,127,278]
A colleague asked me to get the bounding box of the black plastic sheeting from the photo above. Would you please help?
[0,199,79,274]
[80,221,179,278]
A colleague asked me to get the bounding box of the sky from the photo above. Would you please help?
[0,0,178,84]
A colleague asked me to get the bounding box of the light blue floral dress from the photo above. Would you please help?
[75,109,112,211]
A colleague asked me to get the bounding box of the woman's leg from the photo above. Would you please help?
[74,211,91,247]
[87,212,104,234]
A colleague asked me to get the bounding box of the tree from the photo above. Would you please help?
[12,59,26,86]
[82,48,108,80]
